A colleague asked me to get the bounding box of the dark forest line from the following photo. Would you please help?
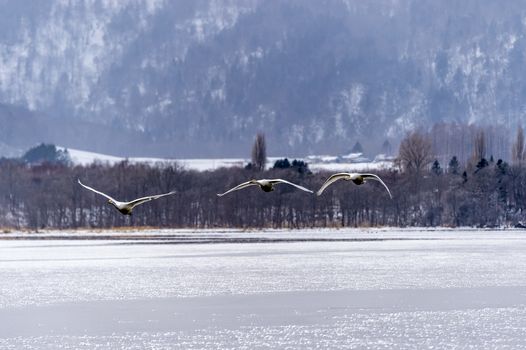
[0,153,524,230]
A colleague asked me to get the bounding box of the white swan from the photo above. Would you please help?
[78,179,176,215]
[316,173,392,198]
[217,179,313,197]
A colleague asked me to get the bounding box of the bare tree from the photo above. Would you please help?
[251,132,267,172]
[397,131,434,173]
[512,125,525,166]
[472,129,486,162]
[381,139,392,156]
[0,133,522,229]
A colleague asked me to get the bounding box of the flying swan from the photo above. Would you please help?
[217,179,313,197]
[78,179,176,215]
[316,173,392,198]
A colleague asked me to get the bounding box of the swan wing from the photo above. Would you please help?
[78,179,117,202]
[269,179,313,193]
[217,181,258,197]
[361,174,393,199]
[316,173,351,196]
[127,191,177,209]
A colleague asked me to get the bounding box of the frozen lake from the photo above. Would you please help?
[0,228,526,349]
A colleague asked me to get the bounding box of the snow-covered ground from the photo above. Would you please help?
[60,147,393,172]
[308,160,392,172]
[61,146,245,170]
[0,228,525,348]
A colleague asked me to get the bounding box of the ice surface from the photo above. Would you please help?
[0,229,525,348]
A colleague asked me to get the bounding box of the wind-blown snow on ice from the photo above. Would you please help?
[0,229,525,348]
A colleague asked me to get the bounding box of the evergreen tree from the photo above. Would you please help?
[431,159,442,175]
[291,159,311,175]
[273,158,310,174]
[496,159,508,176]
[273,158,291,169]
[448,156,460,175]
[351,141,364,154]
[475,158,489,173]
[22,143,70,165]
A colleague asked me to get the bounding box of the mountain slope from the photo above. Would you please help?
[0,0,524,157]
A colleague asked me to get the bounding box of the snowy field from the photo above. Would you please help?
[59,147,392,172]
[0,228,526,349]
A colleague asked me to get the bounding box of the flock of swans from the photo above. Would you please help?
[78,172,392,216]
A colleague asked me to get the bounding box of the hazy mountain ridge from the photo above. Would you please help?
[0,0,525,157]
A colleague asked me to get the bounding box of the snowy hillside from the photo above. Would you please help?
[2,1,524,157]
[62,147,245,171]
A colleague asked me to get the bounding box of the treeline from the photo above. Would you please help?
[0,154,525,230]
[429,122,511,166]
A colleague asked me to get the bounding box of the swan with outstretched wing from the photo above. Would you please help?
[316,173,392,198]
[78,179,176,215]
[217,179,313,197]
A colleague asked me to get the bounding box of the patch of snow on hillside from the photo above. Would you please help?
[61,148,129,165]
[60,147,246,171]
